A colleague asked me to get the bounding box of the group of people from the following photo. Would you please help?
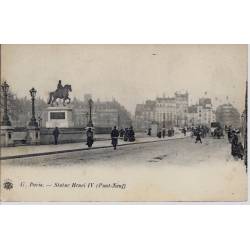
[52,126,135,150]
[86,126,135,150]
[52,124,245,161]
[119,127,135,142]
[190,126,209,144]
[147,128,175,138]
[156,128,175,138]
[191,126,210,139]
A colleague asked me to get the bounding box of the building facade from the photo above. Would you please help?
[134,92,188,130]
[175,92,189,127]
[134,93,219,130]
[155,96,176,128]
[187,105,198,126]
[187,98,215,127]
[216,103,241,128]
[72,97,132,129]
[135,100,156,131]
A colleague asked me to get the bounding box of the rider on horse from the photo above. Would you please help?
[48,80,72,106]
[57,80,63,90]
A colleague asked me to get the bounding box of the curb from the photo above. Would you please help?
[0,137,185,161]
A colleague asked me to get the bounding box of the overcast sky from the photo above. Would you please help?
[1,44,247,114]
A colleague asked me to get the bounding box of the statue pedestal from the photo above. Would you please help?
[46,106,74,128]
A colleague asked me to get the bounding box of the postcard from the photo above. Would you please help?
[0,44,247,202]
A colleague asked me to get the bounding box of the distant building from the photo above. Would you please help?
[216,103,241,128]
[135,104,146,130]
[175,91,189,127]
[187,98,215,127]
[187,105,198,126]
[72,98,132,129]
[134,92,188,130]
[134,92,220,130]
[135,100,156,131]
[197,98,215,126]
[155,96,176,127]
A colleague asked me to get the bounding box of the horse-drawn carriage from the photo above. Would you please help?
[210,122,224,139]
[213,127,224,139]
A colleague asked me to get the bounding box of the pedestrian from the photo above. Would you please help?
[111,126,119,150]
[162,129,166,138]
[167,129,171,137]
[147,128,152,136]
[195,131,202,144]
[232,131,238,145]
[119,128,124,138]
[157,131,162,138]
[86,127,94,148]
[231,132,238,157]
[128,126,135,142]
[235,142,244,160]
[52,126,60,145]
[183,128,186,136]
[124,128,129,141]
[170,128,174,136]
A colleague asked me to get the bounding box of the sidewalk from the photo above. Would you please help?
[0,134,186,160]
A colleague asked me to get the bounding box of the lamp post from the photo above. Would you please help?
[176,115,179,127]
[38,115,42,127]
[28,87,38,127]
[163,113,166,129]
[87,98,94,127]
[85,112,89,126]
[1,81,11,126]
[117,112,121,129]
[184,110,187,127]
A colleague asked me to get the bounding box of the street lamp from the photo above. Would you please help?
[1,81,11,126]
[28,87,38,127]
[87,98,94,127]
[184,110,187,127]
[38,115,42,127]
[117,112,121,129]
[85,112,89,126]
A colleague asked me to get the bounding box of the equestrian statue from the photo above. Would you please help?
[48,80,72,106]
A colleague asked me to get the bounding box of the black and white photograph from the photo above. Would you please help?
[0,44,248,201]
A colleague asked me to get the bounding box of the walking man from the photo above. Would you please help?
[53,126,60,145]
[183,128,186,136]
[147,128,152,136]
[231,131,239,157]
[111,126,119,150]
[128,126,135,142]
[195,131,202,144]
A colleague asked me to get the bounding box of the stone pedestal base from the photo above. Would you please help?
[0,126,14,147]
[27,126,40,145]
[46,106,74,128]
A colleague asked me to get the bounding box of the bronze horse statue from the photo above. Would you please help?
[48,84,72,106]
